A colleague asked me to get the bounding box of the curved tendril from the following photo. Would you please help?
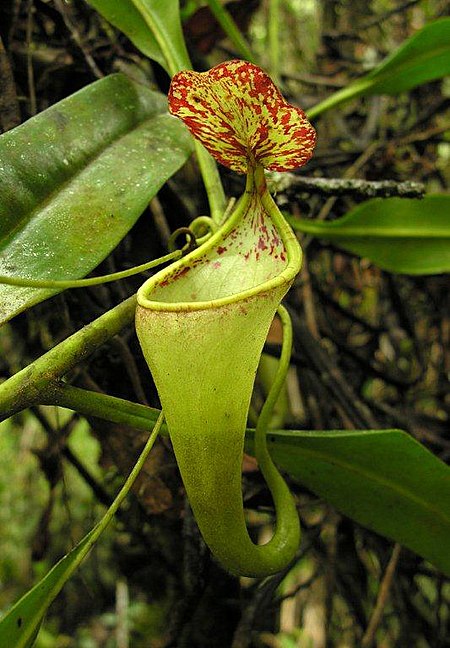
[189,215,218,238]
[254,304,300,568]
[0,220,212,293]
[167,227,199,254]
[0,225,221,291]
[136,172,255,311]
[0,251,182,290]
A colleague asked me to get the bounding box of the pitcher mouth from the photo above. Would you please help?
[137,167,302,312]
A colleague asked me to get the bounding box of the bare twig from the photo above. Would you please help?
[273,570,321,604]
[361,543,402,647]
[270,174,425,199]
[150,195,172,247]
[165,501,208,648]
[295,141,381,252]
[54,0,104,79]
[63,444,113,507]
[31,407,113,507]
[298,256,320,339]
[398,124,450,146]
[317,141,381,221]
[288,308,379,429]
[324,515,338,640]
[311,281,384,334]
[232,555,302,648]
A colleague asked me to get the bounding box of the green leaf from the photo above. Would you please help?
[246,428,450,576]
[0,414,163,648]
[87,0,191,74]
[288,195,450,275]
[0,73,192,324]
[308,18,450,118]
[86,1,227,225]
[0,531,94,648]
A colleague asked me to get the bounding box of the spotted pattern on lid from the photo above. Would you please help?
[168,60,316,174]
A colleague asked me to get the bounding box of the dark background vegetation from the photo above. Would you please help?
[0,1,449,646]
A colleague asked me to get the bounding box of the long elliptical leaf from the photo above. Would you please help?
[308,18,450,118]
[0,73,192,324]
[0,413,164,648]
[86,0,191,73]
[86,0,226,222]
[246,428,450,576]
[288,195,450,275]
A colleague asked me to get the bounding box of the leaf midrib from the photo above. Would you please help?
[303,226,450,239]
[277,443,450,531]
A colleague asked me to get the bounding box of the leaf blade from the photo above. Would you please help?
[85,1,227,224]
[288,195,450,275]
[0,73,193,324]
[246,428,450,575]
[0,414,163,648]
[364,17,450,95]
[0,531,95,648]
[87,0,191,73]
[308,18,450,118]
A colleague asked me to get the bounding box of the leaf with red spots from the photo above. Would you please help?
[168,60,316,174]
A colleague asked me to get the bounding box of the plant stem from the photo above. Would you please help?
[206,0,256,63]
[130,0,226,223]
[268,0,281,86]
[0,296,136,420]
[194,142,226,224]
[131,0,191,74]
[255,305,292,448]
[49,384,167,434]
[94,410,164,517]
[119,2,225,224]
[307,77,373,120]
[253,304,300,559]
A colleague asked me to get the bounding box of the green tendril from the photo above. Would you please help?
[189,215,218,239]
[253,304,300,569]
[0,250,182,290]
[167,227,198,254]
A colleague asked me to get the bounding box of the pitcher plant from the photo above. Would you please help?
[135,60,316,577]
